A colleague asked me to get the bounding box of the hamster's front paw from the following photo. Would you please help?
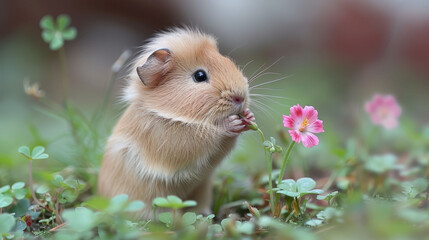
[225,109,256,136]
[241,108,256,124]
[225,115,246,137]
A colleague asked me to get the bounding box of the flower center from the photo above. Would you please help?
[299,117,308,132]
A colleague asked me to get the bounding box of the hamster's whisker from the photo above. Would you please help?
[250,95,291,108]
[240,59,254,73]
[249,93,292,100]
[250,87,282,92]
[248,72,281,83]
[249,63,266,80]
[250,100,274,118]
[248,57,284,82]
[249,74,293,89]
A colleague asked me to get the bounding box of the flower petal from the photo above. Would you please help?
[303,106,318,124]
[283,115,295,128]
[288,130,302,143]
[307,120,324,133]
[301,132,319,148]
[290,104,304,121]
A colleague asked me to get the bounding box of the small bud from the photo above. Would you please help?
[248,121,259,131]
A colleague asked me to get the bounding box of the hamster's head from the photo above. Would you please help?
[125,28,249,125]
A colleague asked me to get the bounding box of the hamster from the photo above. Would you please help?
[98,28,255,219]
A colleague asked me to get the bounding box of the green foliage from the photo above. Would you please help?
[18,146,49,160]
[364,154,399,174]
[276,177,324,198]
[40,15,77,50]
[153,195,197,210]
[0,214,16,236]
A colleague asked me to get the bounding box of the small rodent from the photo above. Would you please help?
[98,28,255,219]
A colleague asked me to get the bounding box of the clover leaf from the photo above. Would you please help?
[364,154,398,174]
[276,177,324,198]
[105,194,144,213]
[317,191,339,202]
[153,195,197,210]
[18,146,49,160]
[40,14,77,50]
[0,214,15,236]
[0,196,13,208]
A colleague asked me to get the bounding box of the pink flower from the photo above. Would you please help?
[365,94,401,129]
[283,104,324,148]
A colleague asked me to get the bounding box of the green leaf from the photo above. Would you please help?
[61,189,77,203]
[41,30,55,42]
[107,194,128,213]
[182,212,196,226]
[62,27,77,40]
[50,34,64,50]
[208,224,222,233]
[0,214,15,234]
[18,146,31,159]
[11,220,27,232]
[11,182,25,190]
[40,15,55,30]
[278,179,297,192]
[57,14,70,30]
[0,196,13,208]
[8,199,30,217]
[167,195,182,205]
[236,221,254,235]
[63,178,78,189]
[364,154,397,174]
[52,175,64,187]
[12,189,27,200]
[305,219,323,227]
[62,207,96,232]
[0,185,10,193]
[297,178,316,192]
[183,200,197,207]
[153,197,169,207]
[84,196,110,211]
[36,185,49,195]
[124,201,145,212]
[317,191,339,201]
[159,212,173,225]
[277,190,300,198]
[31,146,49,159]
[31,146,45,158]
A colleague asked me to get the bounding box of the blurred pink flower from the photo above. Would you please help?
[283,104,324,148]
[365,94,402,129]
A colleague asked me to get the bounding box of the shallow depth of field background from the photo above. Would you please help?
[1,0,428,192]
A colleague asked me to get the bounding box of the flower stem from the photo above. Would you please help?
[29,160,43,206]
[256,128,275,215]
[277,141,296,185]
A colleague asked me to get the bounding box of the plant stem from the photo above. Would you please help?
[59,47,69,103]
[277,141,296,185]
[29,160,43,206]
[256,129,276,215]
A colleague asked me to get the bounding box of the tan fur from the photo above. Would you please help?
[98,28,249,219]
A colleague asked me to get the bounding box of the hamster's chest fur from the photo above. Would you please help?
[98,104,238,218]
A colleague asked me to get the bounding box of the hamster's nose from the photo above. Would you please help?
[232,96,244,105]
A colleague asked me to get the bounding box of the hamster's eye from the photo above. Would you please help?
[193,70,208,83]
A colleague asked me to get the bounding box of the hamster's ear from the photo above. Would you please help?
[136,48,172,86]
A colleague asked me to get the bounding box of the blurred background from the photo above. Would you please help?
[1,0,429,182]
